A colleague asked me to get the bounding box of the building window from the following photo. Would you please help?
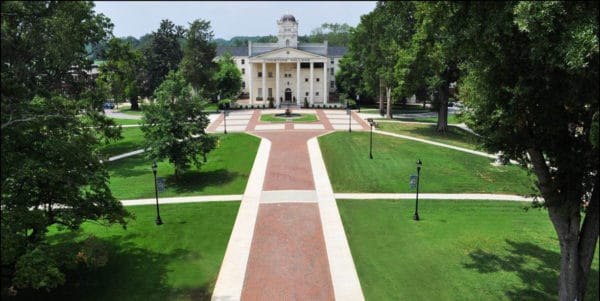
[331,60,334,64]
[241,59,245,65]
[305,92,309,96]
[305,78,308,82]
[242,68,245,74]
[258,72,262,78]
[316,92,319,96]
[268,72,273,78]
[268,88,272,98]
[316,78,320,82]
[242,81,246,88]
[330,68,334,75]
[258,88,263,97]
[330,81,335,88]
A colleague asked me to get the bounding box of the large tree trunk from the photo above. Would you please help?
[437,83,449,132]
[379,80,384,116]
[131,97,140,111]
[386,87,392,119]
[529,148,599,301]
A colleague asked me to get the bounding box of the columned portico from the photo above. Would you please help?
[296,61,301,105]
[275,62,280,107]
[262,62,266,103]
[249,63,253,105]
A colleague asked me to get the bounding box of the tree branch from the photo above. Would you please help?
[1,114,66,130]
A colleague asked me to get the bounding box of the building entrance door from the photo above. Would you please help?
[285,88,292,102]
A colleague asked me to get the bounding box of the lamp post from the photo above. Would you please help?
[413,159,422,221]
[219,94,228,134]
[152,162,163,225]
[356,94,360,113]
[367,118,375,159]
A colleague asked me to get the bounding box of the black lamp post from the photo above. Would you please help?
[367,118,375,159]
[413,159,422,221]
[152,162,163,225]
[357,94,360,113]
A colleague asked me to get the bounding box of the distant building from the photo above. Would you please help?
[216,14,347,107]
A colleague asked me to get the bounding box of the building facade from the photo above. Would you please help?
[216,14,347,107]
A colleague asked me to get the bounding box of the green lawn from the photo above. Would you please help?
[376,122,481,150]
[106,133,260,199]
[13,202,239,301]
[112,118,142,125]
[338,199,599,301]
[319,132,536,195]
[99,127,145,158]
[260,113,318,122]
[392,113,462,124]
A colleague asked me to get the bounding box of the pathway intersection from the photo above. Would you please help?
[110,108,536,300]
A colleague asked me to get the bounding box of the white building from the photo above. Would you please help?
[216,14,347,108]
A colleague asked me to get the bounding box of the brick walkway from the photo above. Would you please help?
[241,131,334,300]
[212,109,365,301]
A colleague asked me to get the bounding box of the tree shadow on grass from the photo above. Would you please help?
[7,237,214,301]
[165,169,239,194]
[105,155,149,178]
[464,240,599,301]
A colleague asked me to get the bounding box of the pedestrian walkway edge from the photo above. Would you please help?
[308,137,365,301]
[211,138,271,301]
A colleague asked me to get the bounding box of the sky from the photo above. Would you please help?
[93,1,377,40]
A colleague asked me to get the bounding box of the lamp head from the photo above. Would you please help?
[416,159,422,170]
[152,162,157,172]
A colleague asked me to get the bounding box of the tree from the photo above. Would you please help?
[180,19,217,94]
[139,19,185,98]
[97,38,143,110]
[394,2,464,132]
[141,71,216,178]
[213,52,242,101]
[458,2,598,300]
[308,23,353,46]
[1,1,130,294]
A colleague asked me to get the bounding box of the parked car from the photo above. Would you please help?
[103,102,115,109]
[447,101,454,107]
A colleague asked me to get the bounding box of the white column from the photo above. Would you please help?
[323,60,328,104]
[309,61,314,105]
[262,62,266,103]
[249,62,253,105]
[275,62,280,107]
[296,60,301,105]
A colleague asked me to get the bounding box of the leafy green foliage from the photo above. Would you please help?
[213,53,242,100]
[455,2,598,299]
[97,38,143,109]
[180,19,217,93]
[141,71,215,177]
[1,1,131,293]
[139,19,185,97]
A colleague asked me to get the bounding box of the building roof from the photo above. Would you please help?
[280,14,296,22]
[216,46,247,57]
[328,46,348,57]
[216,45,348,58]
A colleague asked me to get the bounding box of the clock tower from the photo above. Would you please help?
[277,14,298,48]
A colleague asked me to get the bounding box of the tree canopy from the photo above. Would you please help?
[141,71,216,178]
[1,1,130,294]
[180,19,217,94]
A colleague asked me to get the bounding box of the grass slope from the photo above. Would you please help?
[12,202,239,301]
[376,122,481,150]
[99,127,145,158]
[319,132,535,195]
[106,133,259,199]
[338,199,599,301]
